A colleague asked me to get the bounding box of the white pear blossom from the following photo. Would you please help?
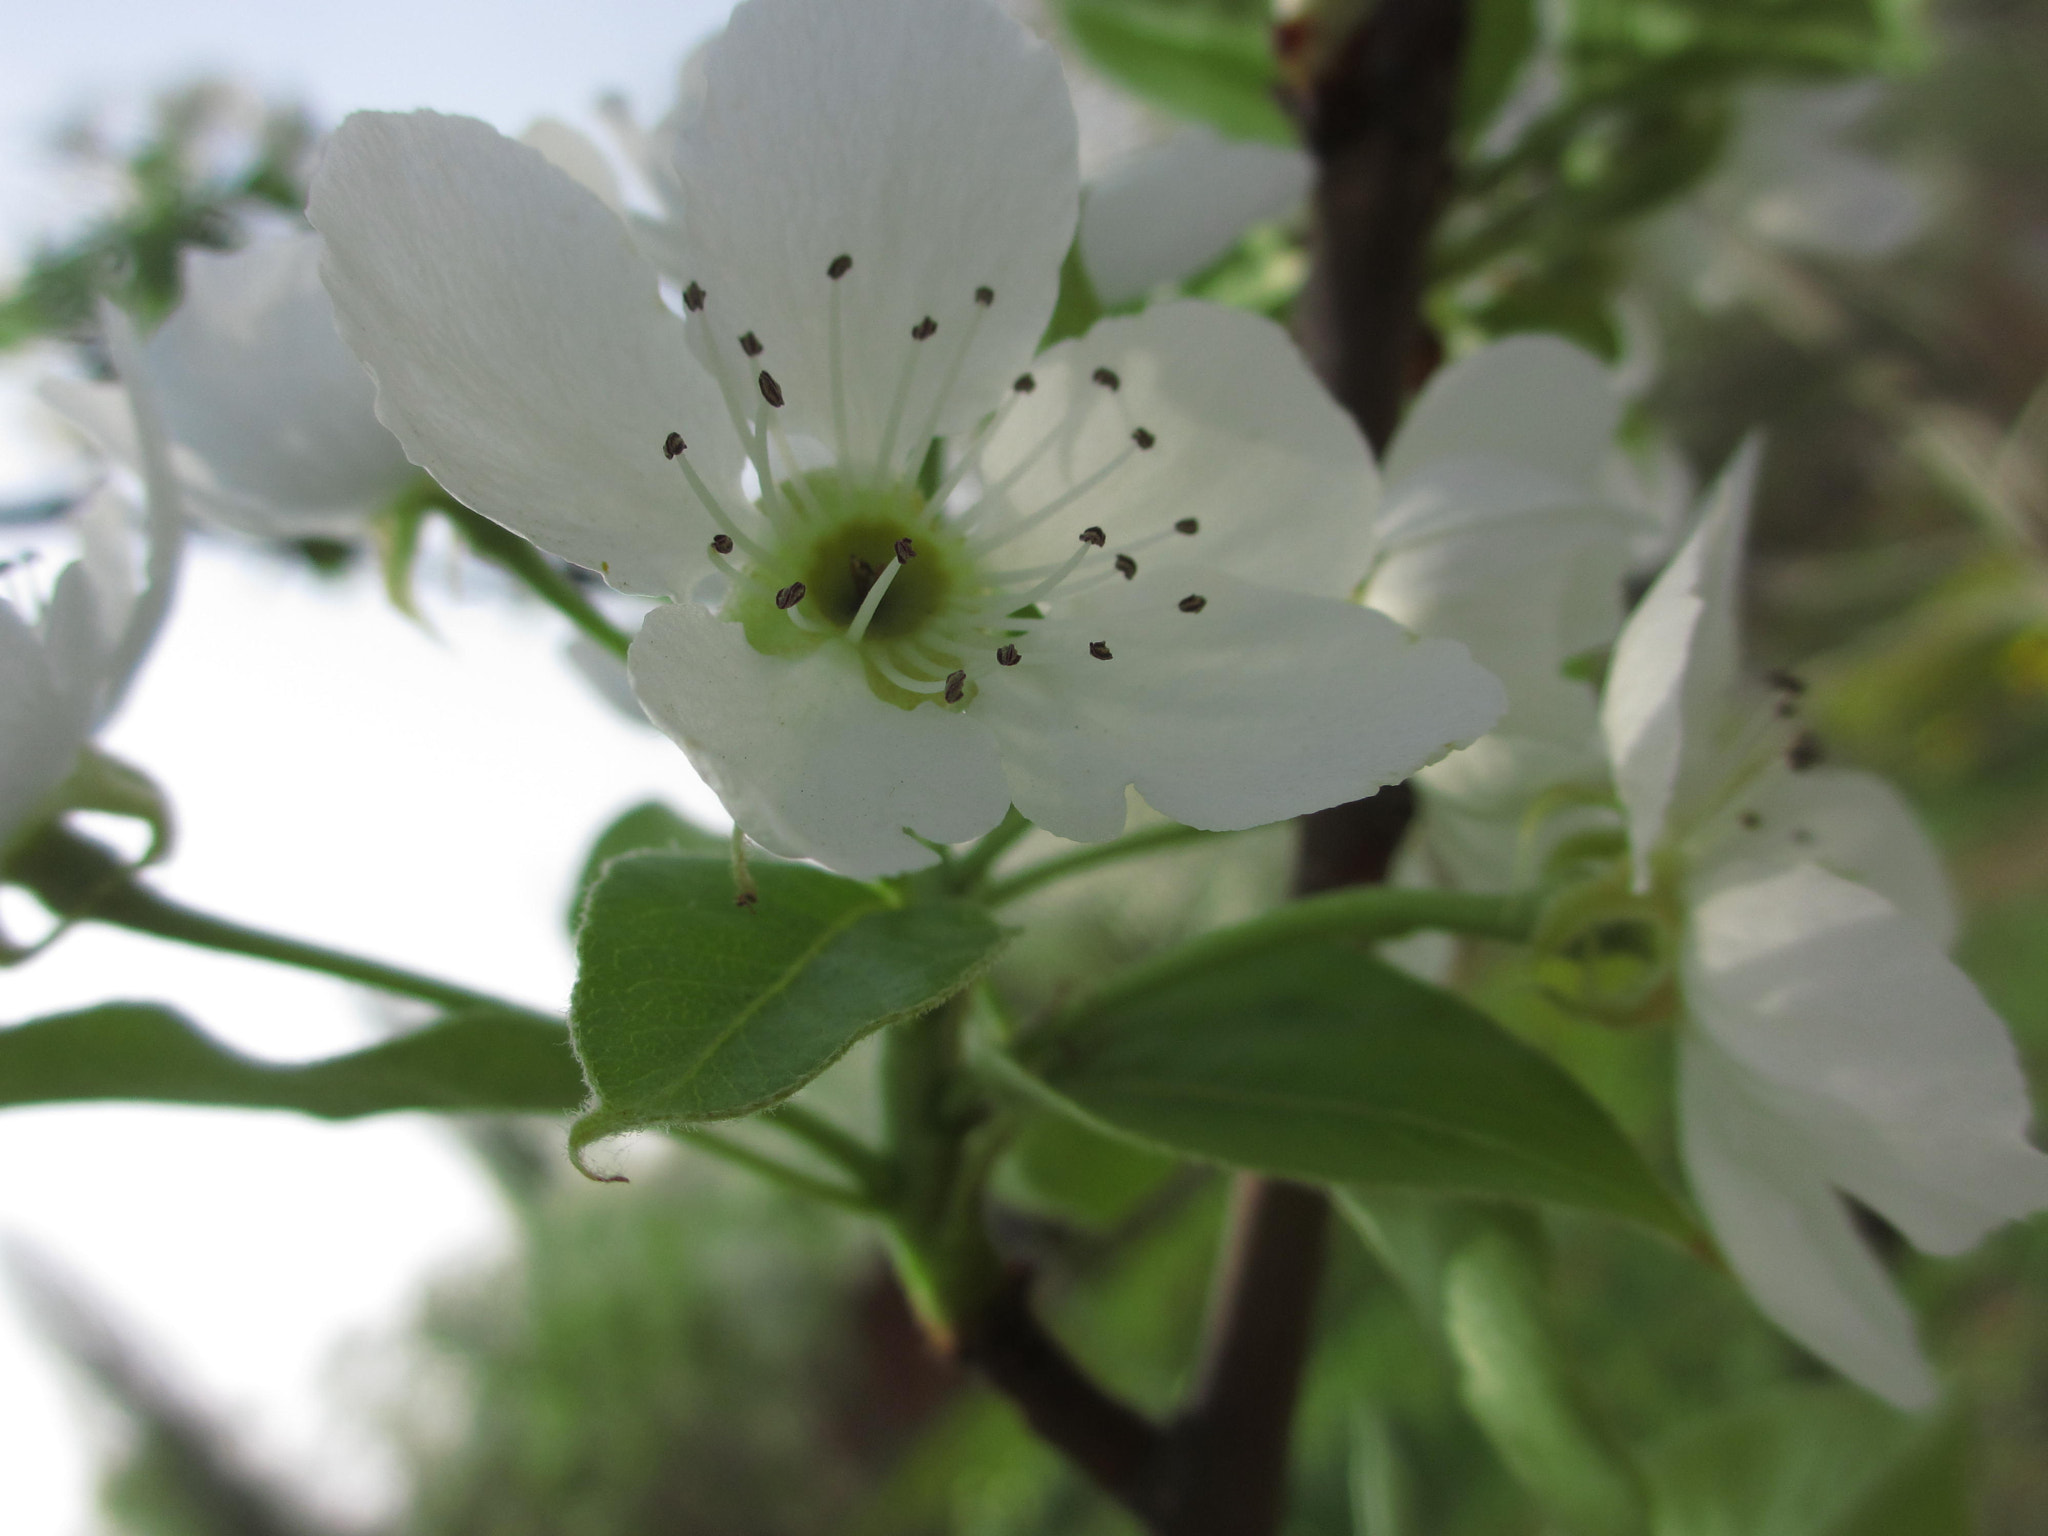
[2,312,183,867]
[307,0,1503,877]
[1601,443,2048,1408]
[1363,336,1642,891]
[43,232,416,540]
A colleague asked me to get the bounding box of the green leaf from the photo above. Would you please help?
[0,1003,584,1116]
[1442,1223,1651,1536]
[1056,0,1294,144]
[568,801,730,932]
[1459,0,1540,142]
[567,854,1004,1169]
[1011,935,1696,1237]
[1642,1385,1949,1536]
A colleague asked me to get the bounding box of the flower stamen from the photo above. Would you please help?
[844,553,909,643]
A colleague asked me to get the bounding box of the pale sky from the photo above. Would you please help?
[0,3,739,1531]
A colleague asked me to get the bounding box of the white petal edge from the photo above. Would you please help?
[1601,437,1760,882]
[1679,1033,1940,1410]
[310,110,738,597]
[1683,859,2048,1257]
[1383,334,1622,495]
[969,571,1505,842]
[669,0,1077,475]
[628,599,1012,877]
[1078,128,1312,306]
[974,301,1379,600]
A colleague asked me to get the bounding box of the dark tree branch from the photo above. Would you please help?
[952,3,1470,1530]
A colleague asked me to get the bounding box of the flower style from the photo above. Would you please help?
[2,311,183,878]
[308,0,1503,876]
[1362,335,1642,891]
[43,233,416,540]
[1601,443,2048,1407]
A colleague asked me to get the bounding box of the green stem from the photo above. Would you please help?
[1075,885,1540,1022]
[948,806,1032,893]
[672,1129,878,1212]
[979,823,1229,906]
[449,505,634,661]
[762,1103,892,1195]
[10,826,552,1021]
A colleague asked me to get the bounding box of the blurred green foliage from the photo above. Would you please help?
[0,80,313,352]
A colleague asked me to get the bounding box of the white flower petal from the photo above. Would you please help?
[519,117,624,213]
[975,302,1378,600]
[669,0,1077,474]
[1601,438,1760,880]
[1078,128,1312,306]
[1382,335,1621,495]
[140,235,416,535]
[1679,1033,1939,1410]
[971,571,1504,841]
[310,110,736,597]
[0,587,95,855]
[1700,765,1956,947]
[628,598,1011,877]
[1684,860,2048,1257]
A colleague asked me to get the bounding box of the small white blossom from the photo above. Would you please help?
[2,312,183,864]
[43,233,415,539]
[1364,335,1642,891]
[308,0,1502,877]
[1602,444,2048,1408]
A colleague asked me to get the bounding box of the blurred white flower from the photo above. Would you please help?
[1364,335,1642,890]
[1643,82,1927,314]
[309,0,1501,877]
[43,232,415,539]
[1601,443,2048,1408]
[1077,127,1313,306]
[2,310,182,869]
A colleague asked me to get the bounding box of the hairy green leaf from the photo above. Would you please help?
[0,1003,583,1116]
[1012,935,1695,1237]
[1056,0,1293,144]
[568,801,729,932]
[568,854,1004,1169]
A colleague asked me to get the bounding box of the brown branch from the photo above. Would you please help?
[953,4,1469,1529]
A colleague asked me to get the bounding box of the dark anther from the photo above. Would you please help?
[663,431,686,459]
[944,670,967,703]
[1092,367,1121,391]
[912,316,938,341]
[974,285,994,306]
[739,331,763,357]
[1174,517,1199,535]
[1132,427,1155,450]
[683,281,706,312]
[775,581,807,610]
[734,889,759,909]
[1115,553,1137,580]
[758,371,785,408]
[1088,640,1113,660]
[894,537,916,563]
[849,555,877,594]
[1178,594,1207,613]
[828,254,853,280]
[1739,810,1761,830]
[996,644,1020,667]
[710,533,735,555]
[1013,373,1037,393]
[1079,526,1107,547]
[1788,732,1824,772]
[1767,668,1807,695]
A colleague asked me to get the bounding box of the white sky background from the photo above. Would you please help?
[0,2,740,1531]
